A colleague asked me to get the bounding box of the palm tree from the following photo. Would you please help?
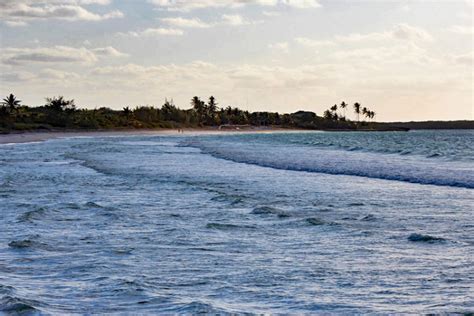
[2,93,21,113]
[207,96,218,125]
[323,109,333,120]
[46,96,75,112]
[330,104,338,113]
[191,96,202,112]
[340,101,347,119]
[369,111,376,122]
[362,107,368,122]
[208,96,218,114]
[123,107,132,119]
[191,96,208,124]
[353,102,361,123]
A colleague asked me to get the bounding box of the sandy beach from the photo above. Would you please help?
[0,128,301,145]
[0,129,188,145]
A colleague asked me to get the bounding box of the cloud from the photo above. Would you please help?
[449,25,474,35]
[3,20,28,27]
[119,28,185,37]
[337,24,433,43]
[162,17,212,28]
[295,37,334,48]
[451,52,473,66]
[268,41,289,53]
[161,15,260,29]
[391,23,433,42]
[284,0,321,8]
[0,71,36,82]
[1,0,123,26]
[262,11,281,17]
[1,46,127,65]
[40,68,81,80]
[92,46,129,57]
[296,23,434,50]
[221,14,260,26]
[149,0,321,11]
[89,61,333,93]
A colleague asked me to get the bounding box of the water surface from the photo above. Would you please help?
[0,130,473,314]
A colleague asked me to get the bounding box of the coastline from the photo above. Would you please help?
[0,127,303,145]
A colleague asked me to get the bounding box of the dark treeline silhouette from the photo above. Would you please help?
[1,93,410,132]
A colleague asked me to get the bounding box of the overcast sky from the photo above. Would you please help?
[0,0,472,121]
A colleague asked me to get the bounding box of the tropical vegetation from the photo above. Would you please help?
[1,93,391,132]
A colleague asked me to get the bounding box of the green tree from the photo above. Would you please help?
[2,93,21,113]
[123,106,131,116]
[340,101,347,119]
[191,96,207,124]
[362,107,368,122]
[207,96,218,125]
[323,109,333,120]
[46,96,76,112]
[369,111,376,121]
[353,102,361,123]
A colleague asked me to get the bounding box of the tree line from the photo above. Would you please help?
[1,93,381,132]
[323,101,376,123]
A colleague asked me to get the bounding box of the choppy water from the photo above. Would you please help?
[0,130,473,314]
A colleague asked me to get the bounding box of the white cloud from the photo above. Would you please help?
[451,52,473,65]
[3,20,28,27]
[161,15,260,29]
[221,14,260,26]
[119,27,184,37]
[268,41,289,53]
[449,25,474,35]
[262,11,281,17]
[0,71,36,82]
[391,23,433,42]
[0,0,123,26]
[149,0,321,11]
[162,17,212,28]
[295,37,335,48]
[90,61,332,91]
[296,23,434,50]
[92,46,129,57]
[283,0,321,8]
[337,24,433,43]
[40,68,81,80]
[1,46,127,65]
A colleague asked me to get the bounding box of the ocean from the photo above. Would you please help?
[0,130,473,314]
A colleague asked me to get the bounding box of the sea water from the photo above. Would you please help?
[0,130,473,314]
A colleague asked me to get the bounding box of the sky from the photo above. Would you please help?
[0,0,472,121]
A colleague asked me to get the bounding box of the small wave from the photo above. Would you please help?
[113,248,134,255]
[251,206,290,218]
[8,236,54,251]
[348,146,360,151]
[206,222,255,230]
[305,217,341,227]
[427,153,441,158]
[0,295,41,314]
[84,201,104,209]
[210,195,245,206]
[348,202,364,207]
[193,142,474,189]
[16,207,48,223]
[358,214,376,221]
[407,233,446,243]
[8,239,37,249]
[165,301,229,314]
[306,217,326,226]
[0,285,15,295]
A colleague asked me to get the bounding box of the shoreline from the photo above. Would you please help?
[0,127,305,145]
